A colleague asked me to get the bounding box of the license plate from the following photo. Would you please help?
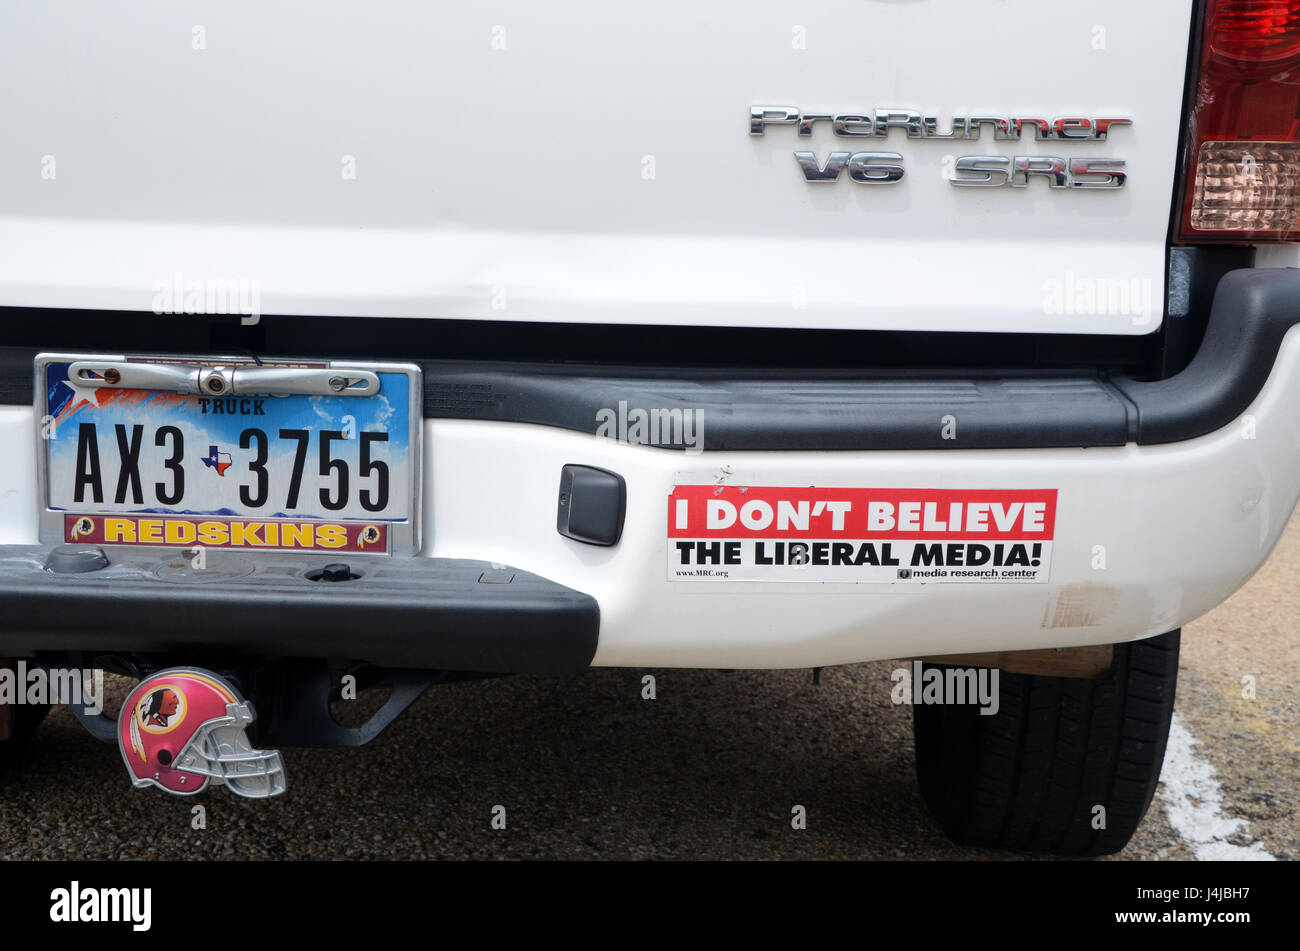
[35,353,422,554]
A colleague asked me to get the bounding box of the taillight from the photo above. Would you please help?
[1178,0,1300,242]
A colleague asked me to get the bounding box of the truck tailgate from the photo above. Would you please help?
[0,0,1193,333]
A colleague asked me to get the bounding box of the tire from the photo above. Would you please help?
[913,629,1180,856]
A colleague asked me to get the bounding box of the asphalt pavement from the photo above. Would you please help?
[2,515,1297,861]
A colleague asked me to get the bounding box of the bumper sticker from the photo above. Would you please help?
[668,486,1056,583]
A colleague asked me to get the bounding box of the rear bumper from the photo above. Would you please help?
[2,268,1299,671]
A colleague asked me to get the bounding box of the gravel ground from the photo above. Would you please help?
[2,518,1297,860]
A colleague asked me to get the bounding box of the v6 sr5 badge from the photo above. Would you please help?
[751,106,1129,189]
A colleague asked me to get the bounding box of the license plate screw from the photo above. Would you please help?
[328,376,348,392]
[102,368,120,384]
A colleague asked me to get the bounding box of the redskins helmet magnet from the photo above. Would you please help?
[118,668,287,798]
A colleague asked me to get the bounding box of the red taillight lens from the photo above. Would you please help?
[1209,1,1300,66]
[1179,0,1300,242]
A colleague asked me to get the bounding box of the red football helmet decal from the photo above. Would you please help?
[118,668,286,798]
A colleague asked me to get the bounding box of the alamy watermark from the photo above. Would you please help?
[596,400,703,453]
[1042,270,1153,326]
[151,270,261,325]
[891,661,1000,716]
[0,662,104,715]
[50,882,151,931]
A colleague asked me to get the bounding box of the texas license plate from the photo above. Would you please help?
[36,354,422,554]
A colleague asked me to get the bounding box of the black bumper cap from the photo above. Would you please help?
[1115,267,1300,444]
[0,547,599,675]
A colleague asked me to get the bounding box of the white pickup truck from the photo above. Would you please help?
[1,0,1297,854]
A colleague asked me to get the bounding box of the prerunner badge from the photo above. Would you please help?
[668,486,1056,583]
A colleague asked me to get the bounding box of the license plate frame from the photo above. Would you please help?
[34,352,424,555]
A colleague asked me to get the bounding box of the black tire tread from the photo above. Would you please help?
[913,630,1180,855]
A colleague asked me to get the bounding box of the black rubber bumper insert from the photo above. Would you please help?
[0,547,599,675]
[1112,267,1300,444]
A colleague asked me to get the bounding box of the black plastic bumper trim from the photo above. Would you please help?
[425,368,1133,450]
[1113,267,1300,444]
[0,548,599,675]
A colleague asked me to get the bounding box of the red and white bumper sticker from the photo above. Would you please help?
[667,486,1057,583]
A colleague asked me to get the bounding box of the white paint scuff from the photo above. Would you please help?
[1156,713,1276,861]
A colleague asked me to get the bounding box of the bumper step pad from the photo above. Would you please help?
[0,546,599,675]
